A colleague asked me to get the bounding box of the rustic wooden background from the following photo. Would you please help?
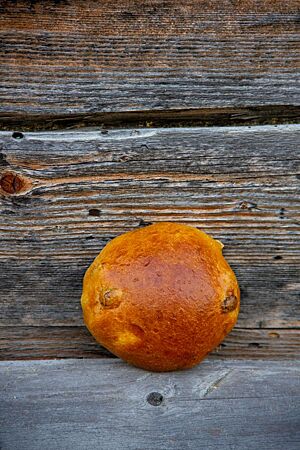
[0,0,299,128]
[0,126,299,359]
[0,0,299,361]
[0,1,299,449]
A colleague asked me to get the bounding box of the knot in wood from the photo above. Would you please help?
[0,172,24,194]
[146,392,163,406]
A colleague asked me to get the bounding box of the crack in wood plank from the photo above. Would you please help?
[0,106,299,131]
[202,369,233,398]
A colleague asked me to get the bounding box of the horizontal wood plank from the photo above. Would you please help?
[1,327,299,360]
[0,125,299,336]
[0,0,299,119]
[0,256,298,328]
[1,359,299,450]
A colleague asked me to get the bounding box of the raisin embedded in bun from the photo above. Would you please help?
[81,222,240,372]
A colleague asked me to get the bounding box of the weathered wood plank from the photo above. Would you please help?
[1,359,299,450]
[0,258,299,329]
[1,327,299,360]
[0,0,299,119]
[0,125,299,333]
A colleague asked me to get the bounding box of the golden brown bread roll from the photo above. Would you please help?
[81,222,240,371]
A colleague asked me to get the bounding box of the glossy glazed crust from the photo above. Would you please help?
[81,222,240,372]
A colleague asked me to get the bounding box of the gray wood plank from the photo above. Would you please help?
[0,125,299,334]
[1,326,299,360]
[0,359,299,450]
[0,0,299,119]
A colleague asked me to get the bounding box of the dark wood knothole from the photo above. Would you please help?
[147,392,163,406]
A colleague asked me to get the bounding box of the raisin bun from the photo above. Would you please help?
[81,222,239,371]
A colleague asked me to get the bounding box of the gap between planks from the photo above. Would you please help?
[0,106,299,131]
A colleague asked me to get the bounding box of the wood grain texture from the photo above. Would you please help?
[0,125,299,336]
[1,359,299,450]
[0,0,299,118]
[1,327,299,360]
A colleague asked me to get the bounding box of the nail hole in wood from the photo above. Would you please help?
[12,132,24,140]
[147,392,163,406]
[248,342,260,348]
[273,255,282,260]
[279,208,285,219]
[88,209,101,217]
